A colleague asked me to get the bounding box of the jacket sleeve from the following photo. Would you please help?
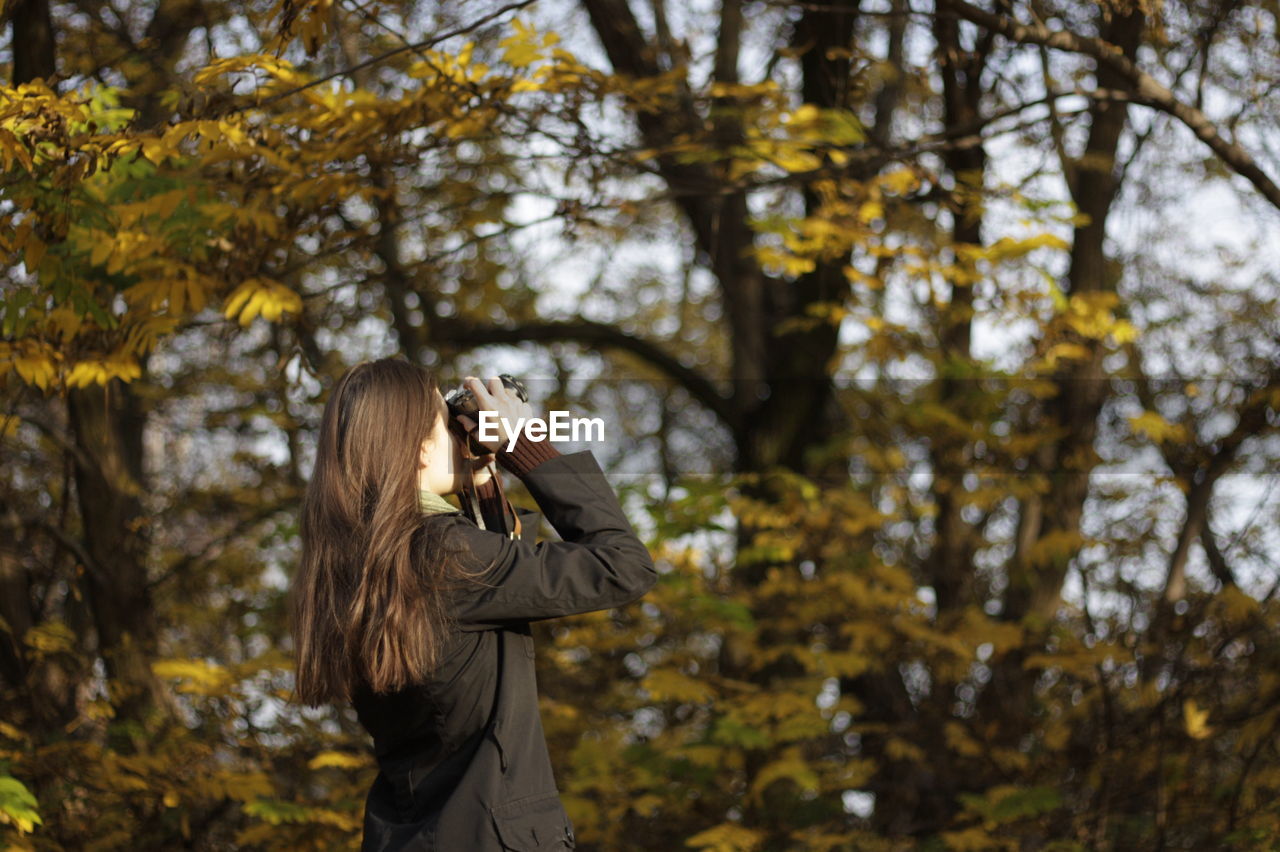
[441,450,657,630]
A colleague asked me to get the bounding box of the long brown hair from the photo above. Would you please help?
[289,357,472,706]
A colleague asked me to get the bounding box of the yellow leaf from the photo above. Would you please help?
[857,200,883,223]
[1022,528,1086,569]
[1110,319,1138,344]
[708,80,778,98]
[1063,291,1121,339]
[1212,584,1261,626]
[510,77,543,93]
[0,127,34,171]
[642,669,715,704]
[66,361,106,388]
[65,353,141,388]
[307,751,369,770]
[879,167,919,195]
[500,18,543,69]
[1128,411,1188,444]
[89,232,114,267]
[940,826,997,851]
[788,104,821,125]
[885,736,926,762]
[223,278,302,326]
[10,346,58,390]
[945,722,984,757]
[980,233,1069,263]
[770,144,822,173]
[148,187,190,219]
[1183,699,1212,739]
[23,621,75,658]
[842,264,882,289]
[152,658,233,696]
[1043,341,1091,367]
[139,137,174,165]
[45,305,82,343]
[753,245,815,278]
[123,315,181,355]
[23,234,46,274]
[685,823,764,852]
[727,157,763,181]
[748,746,819,803]
[217,118,249,147]
[810,649,870,678]
[629,793,663,817]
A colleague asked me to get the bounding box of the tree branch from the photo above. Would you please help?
[432,317,736,429]
[938,0,1280,212]
[147,503,289,591]
[577,0,720,267]
[252,0,538,111]
[1200,518,1237,589]
[1161,370,1280,602]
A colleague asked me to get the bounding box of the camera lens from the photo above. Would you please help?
[497,374,529,403]
[444,376,529,431]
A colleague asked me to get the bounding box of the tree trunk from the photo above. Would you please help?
[928,3,989,617]
[979,3,1146,773]
[1005,6,1146,627]
[9,0,56,84]
[67,381,166,735]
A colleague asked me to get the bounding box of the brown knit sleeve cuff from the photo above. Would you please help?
[497,436,561,476]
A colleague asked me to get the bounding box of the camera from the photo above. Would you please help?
[444,374,529,454]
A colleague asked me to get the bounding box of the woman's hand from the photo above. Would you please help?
[455,376,535,454]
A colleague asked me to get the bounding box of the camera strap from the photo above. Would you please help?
[458,453,485,531]
[454,428,521,539]
[487,462,522,539]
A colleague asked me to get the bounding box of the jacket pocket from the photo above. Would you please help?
[491,790,575,850]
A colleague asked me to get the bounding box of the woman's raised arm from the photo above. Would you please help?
[441,449,657,630]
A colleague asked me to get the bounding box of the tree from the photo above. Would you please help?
[2,0,1279,848]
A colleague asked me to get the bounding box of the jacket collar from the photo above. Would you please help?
[419,488,460,515]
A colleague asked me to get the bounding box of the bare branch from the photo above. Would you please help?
[253,0,539,111]
[1162,370,1280,602]
[1200,518,1238,589]
[148,503,289,590]
[938,0,1280,212]
[432,317,736,429]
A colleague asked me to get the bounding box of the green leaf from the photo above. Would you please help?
[0,775,42,835]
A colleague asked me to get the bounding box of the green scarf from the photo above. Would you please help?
[419,488,459,515]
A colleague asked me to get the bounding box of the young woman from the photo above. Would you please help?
[289,357,657,851]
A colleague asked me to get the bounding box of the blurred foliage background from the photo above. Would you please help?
[1,0,1279,848]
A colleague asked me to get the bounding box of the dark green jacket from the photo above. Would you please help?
[354,451,657,851]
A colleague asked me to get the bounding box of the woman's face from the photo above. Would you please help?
[418,391,493,495]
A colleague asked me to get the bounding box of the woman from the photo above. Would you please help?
[289,357,657,851]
